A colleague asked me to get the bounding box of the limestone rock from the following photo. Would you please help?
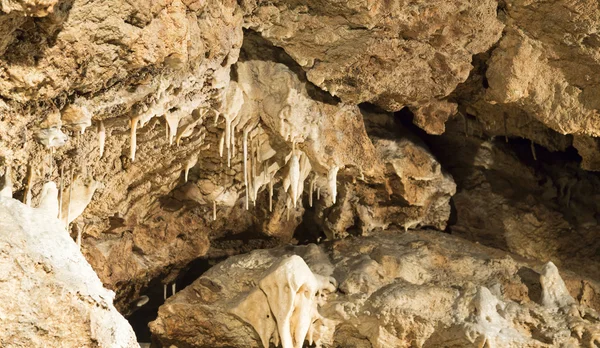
[149,231,600,348]
[427,121,600,283]
[243,0,504,111]
[0,196,138,347]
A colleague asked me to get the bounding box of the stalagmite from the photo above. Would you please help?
[37,181,59,217]
[98,121,106,158]
[61,173,100,226]
[0,164,12,198]
[24,164,34,206]
[327,166,339,204]
[130,116,140,162]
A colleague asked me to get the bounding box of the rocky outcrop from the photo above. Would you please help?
[242,0,503,112]
[149,230,600,348]
[0,196,138,347]
[426,118,600,284]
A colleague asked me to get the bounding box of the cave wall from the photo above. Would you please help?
[0,0,600,337]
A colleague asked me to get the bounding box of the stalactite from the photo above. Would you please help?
[289,152,300,208]
[327,166,339,204]
[65,168,74,230]
[219,132,225,158]
[317,186,321,200]
[165,113,180,146]
[58,165,64,220]
[213,200,217,221]
[130,116,140,162]
[243,128,249,210]
[531,140,537,161]
[98,121,106,158]
[172,283,176,295]
[309,175,315,208]
[269,175,273,213]
[184,156,198,183]
[0,163,12,198]
[24,164,34,206]
[163,284,167,300]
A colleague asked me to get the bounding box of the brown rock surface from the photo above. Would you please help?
[242,0,503,111]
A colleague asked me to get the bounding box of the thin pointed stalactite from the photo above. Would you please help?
[531,140,537,161]
[225,119,233,168]
[24,164,33,206]
[98,120,106,158]
[163,284,167,300]
[165,113,180,146]
[65,168,74,230]
[289,151,300,208]
[212,200,216,221]
[219,132,225,158]
[172,283,176,295]
[309,175,315,208]
[327,166,339,204]
[130,116,140,162]
[269,175,273,213]
[243,128,249,210]
[58,165,64,220]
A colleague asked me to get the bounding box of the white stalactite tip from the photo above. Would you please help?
[327,166,339,204]
[212,200,217,221]
[98,121,106,158]
[130,116,140,162]
[289,152,300,208]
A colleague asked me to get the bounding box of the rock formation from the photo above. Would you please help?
[1,0,600,345]
[0,195,138,347]
[149,231,600,347]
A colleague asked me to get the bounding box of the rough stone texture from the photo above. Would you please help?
[427,118,600,283]
[0,196,138,347]
[313,111,456,239]
[0,6,456,313]
[150,230,600,348]
[242,0,503,111]
[454,0,600,169]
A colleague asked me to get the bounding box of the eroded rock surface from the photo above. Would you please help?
[0,196,138,347]
[242,0,503,111]
[150,230,600,348]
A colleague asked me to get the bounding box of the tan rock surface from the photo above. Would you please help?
[150,230,600,348]
[242,0,503,111]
